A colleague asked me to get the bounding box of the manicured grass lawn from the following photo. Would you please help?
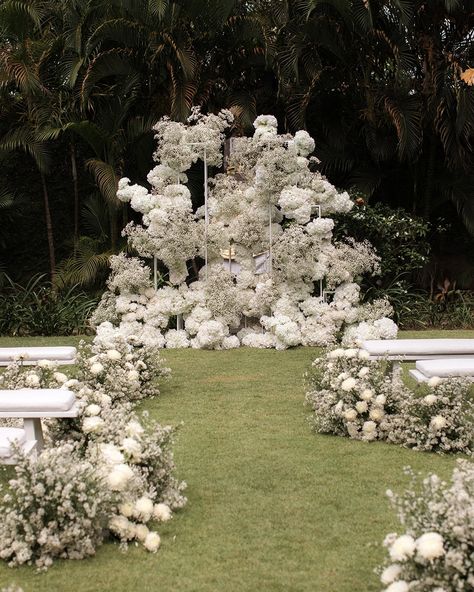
[0,330,473,592]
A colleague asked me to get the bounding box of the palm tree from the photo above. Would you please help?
[266,0,474,233]
[0,0,58,280]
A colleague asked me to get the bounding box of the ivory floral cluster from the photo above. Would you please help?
[0,337,186,568]
[305,348,474,453]
[92,109,397,349]
[378,461,474,591]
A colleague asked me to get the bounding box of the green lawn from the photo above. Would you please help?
[0,331,473,592]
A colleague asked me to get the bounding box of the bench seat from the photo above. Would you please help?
[361,339,474,360]
[0,389,79,456]
[0,346,77,366]
[409,359,474,382]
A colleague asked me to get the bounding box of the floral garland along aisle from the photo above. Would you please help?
[92,110,398,350]
[0,335,186,569]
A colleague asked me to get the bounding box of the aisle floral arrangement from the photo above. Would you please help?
[378,461,474,591]
[0,337,186,569]
[92,110,397,350]
[305,348,474,453]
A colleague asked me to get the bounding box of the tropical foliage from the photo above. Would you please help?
[0,0,473,289]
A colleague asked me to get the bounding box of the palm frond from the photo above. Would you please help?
[85,158,120,206]
[383,94,422,159]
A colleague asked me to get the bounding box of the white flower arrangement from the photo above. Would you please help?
[306,348,474,455]
[385,379,474,454]
[305,348,404,441]
[0,336,185,568]
[0,442,113,568]
[74,335,170,404]
[91,112,394,350]
[378,462,474,591]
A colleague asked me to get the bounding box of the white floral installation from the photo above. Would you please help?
[0,337,186,569]
[378,461,474,591]
[92,108,397,350]
[305,347,474,453]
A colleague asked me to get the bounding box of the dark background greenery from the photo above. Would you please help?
[0,0,473,315]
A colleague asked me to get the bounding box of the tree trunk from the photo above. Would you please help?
[70,141,80,249]
[40,172,56,283]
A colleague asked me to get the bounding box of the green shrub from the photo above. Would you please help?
[335,201,431,287]
[0,275,97,336]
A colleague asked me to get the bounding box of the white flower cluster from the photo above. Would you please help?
[306,348,474,454]
[93,113,394,349]
[305,348,402,441]
[0,340,185,568]
[0,442,112,569]
[386,378,474,454]
[75,334,170,403]
[378,461,474,591]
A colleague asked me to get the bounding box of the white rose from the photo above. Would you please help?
[370,408,385,422]
[119,502,134,518]
[106,349,122,361]
[375,395,386,405]
[53,372,68,384]
[416,532,444,560]
[134,524,150,542]
[385,582,409,592]
[144,531,161,552]
[90,363,104,375]
[64,378,79,388]
[126,420,145,438]
[153,503,172,522]
[100,443,124,465]
[341,377,357,391]
[360,389,374,401]
[389,535,416,561]
[344,349,358,358]
[427,376,442,388]
[430,415,447,431]
[107,463,135,491]
[355,401,368,413]
[25,374,40,387]
[82,416,105,434]
[37,359,54,368]
[358,349,370,360]
[358,367,370,378]
[362,421,377,433]
[134,497,154,522]
[423,394,437,405]
[109,515,131,538]
[343,409,357,422]
[122,437,142,458]
[85,404,101,416]
[380,563,402,585]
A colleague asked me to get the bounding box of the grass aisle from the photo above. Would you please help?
[0,335,470,591]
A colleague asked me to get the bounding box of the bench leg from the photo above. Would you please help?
[23,418,44,452]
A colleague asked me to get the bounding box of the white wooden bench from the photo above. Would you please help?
[361,339,474,361]
[0,389,79,459]
[0,346,77,367]
[409,359,474,383]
